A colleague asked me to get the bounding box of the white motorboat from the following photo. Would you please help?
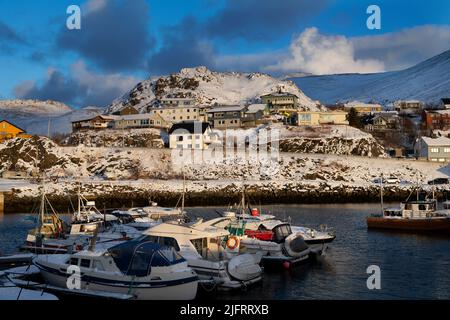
[142,220,263,291]
[206,217,311,266]
[110,209,160,231]
[140,203,185,220]
[222,192,336,256]
[33,240,198,300]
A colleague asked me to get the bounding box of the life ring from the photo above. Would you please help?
[226,236,240,250]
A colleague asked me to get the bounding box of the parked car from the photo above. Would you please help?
[373,177,387,184]
[427,178,449,185]
[386,176,400,184]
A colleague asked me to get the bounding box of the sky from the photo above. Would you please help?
[0,0,450,108]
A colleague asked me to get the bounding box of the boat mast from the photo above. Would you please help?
[38,178,46,236]
[181,171,185,212]
[380,173,384,215]
[77,182,81,221]
[416,171,420,201]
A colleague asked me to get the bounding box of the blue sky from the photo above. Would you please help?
[1,0,449,108]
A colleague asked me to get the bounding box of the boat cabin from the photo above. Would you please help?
[68,240,185,276]
[143,222,230,261]
[394,200,438,219]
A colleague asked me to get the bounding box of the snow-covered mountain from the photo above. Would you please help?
[0,99,102,135]
[106,66,320,113]
[290,50,450,105]
[0,99,72,116]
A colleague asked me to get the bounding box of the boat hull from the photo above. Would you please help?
[367,217,450,232]
[35,261,198,300]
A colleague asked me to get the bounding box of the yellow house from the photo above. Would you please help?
[297,111,348,126]
[344,102,382,114]
[0,120,32,142]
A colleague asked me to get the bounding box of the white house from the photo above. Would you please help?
[441,98,450,109]
[168,121,217,149]
[415,136,450,162]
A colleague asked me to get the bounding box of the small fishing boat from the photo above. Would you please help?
[25,185,69,248]
[367,200,450,232]
[33,239,199,300]
[367,180,450,232]
[22,185,142,254]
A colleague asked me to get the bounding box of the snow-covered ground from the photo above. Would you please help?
[0,136,448,200]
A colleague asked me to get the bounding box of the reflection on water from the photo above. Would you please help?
[1,203,450,300]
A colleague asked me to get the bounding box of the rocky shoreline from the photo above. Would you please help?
[3,182,445,214]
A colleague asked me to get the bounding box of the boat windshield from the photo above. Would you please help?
[272,224,292,243]
[107,238,185,276]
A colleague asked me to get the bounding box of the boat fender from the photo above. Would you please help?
[226,236,240,250]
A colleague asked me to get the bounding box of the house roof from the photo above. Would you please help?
[431,109,450,115]
[344,101,382,108]
[72,114,119,123]
[168,122,210,134]
[261,92,298,98]
[441,98,450,105]
[0,120,26,133]
[246,104,266,113]
[116,113,164,121]
[421,136,450,146]
[373,112,399,120]
[208,105,247,113]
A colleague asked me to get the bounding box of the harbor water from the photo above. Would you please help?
[1,203,449,300]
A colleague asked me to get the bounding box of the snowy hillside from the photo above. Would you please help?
[290,50,450,105]
[0,99,72,115]
[107,66,320,113]
[0,99,102,135]
[25,106,104,136]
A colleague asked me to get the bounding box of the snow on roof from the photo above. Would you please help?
[261,92,298,98]
[431,109,450,115]
[208,105,247,113]
[115,114,159,121]
[246,104,266,113]
[421,136,450,146]
[344,101,382,108]
[72,115,120,123]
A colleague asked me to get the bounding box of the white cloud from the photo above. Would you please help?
[352,25,450,70]
[70,60,139,105]
[265,27,385,75]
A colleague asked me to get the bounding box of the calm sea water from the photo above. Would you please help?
[1,203,450,300]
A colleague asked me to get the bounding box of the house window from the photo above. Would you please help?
[177,145,183,149]
[444,148,450,153]
[188,135,192,140]
[188,144,192,149]
[177,136,183,142]
[195,135,200,139]
[430,148,439,153]
[195,144,200,149]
